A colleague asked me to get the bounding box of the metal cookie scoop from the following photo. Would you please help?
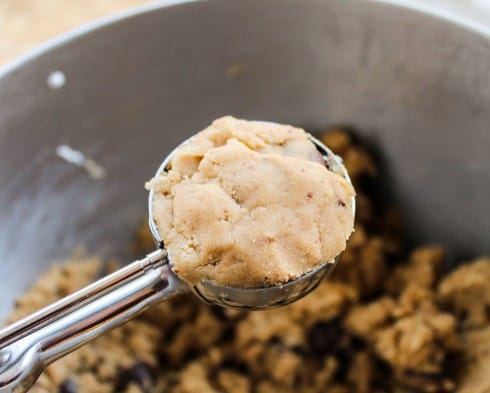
[0,128,354,393]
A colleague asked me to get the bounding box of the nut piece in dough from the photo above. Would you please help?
[147,116,355,287]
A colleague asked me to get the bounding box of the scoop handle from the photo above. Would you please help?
[0,249,186,393]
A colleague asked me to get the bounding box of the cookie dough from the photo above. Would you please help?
[6,127,490,393]
[438,258,490,329]
[455,326,490,393]
[147,117,355,287]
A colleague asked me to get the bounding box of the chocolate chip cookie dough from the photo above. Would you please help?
[5,126,490,393]
[146,117,355,287]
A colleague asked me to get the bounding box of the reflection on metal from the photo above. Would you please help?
[56,144,106,179]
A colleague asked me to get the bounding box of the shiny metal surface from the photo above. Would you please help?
[0,249,186,393]
[0,0,489,389]
[0,134,352,392]
[1,0,490,321]
[192,261,336,310]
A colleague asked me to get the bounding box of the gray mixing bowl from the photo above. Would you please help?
[0,0,489,321]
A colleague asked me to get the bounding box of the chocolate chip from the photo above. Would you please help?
[183,348,202,362]
[221,325,236,341]
[210,305,228,321]
[334,347,356,380]
[59,379,77,393]
[114,362,156,392]
[268,335,282,345]
[350,335,366,350]
[220,358,249,375]
[308,320,342,354]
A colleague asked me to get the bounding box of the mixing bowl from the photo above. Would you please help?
[0,0,489,323]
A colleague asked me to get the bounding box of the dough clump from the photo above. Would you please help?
[147,117,355,287]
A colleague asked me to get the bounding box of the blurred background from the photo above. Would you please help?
[0,0,155,65]
[2,0,490,67]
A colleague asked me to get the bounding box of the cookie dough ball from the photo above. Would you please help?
[147,116,355,287]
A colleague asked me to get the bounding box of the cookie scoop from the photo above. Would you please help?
[0,120,354,393]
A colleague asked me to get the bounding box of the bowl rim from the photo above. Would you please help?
[0,0,490,80]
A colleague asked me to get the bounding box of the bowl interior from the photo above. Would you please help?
[1,0,489,321]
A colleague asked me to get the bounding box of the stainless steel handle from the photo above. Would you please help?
[0,249,187,393]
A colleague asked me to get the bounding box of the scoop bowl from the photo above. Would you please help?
[148,131,355,309]
[0,127,353,393]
